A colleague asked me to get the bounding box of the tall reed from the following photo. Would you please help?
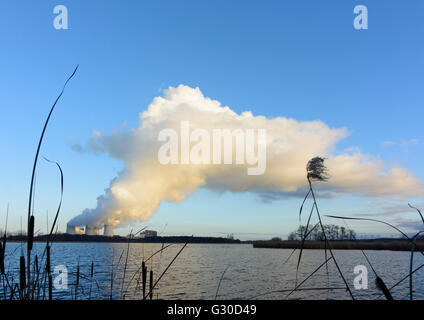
[19,256,26,293]
[26,65,78,293]
[89,261,94,300]
[295,157,354,299]
[142,261,147,299]
[149,269,153,300]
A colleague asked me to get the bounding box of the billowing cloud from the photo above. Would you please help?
[68,85,424,228]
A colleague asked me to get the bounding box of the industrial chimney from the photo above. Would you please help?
[104,225,114,237]
[85,226,100,236]
[66,223,77,235]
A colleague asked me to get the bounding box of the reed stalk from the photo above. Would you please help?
[89,261,94,300]
[48,274,52,300]
[375,277,393,300]
[0,240,4,275]
[19,256,26,293]
[46,245,51,275]
[295,157,354,299]
[215,266,230,300]
[144,242,188,300]
[75,262,80,300]
[149,269,153,300]
[142,261,147,300]
[27,65,78,293]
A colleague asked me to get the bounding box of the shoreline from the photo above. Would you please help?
[253,239,424,251]
[6,234,244,244]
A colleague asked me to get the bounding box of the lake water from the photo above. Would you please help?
[2,242,424,300]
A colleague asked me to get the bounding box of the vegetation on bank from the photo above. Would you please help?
[253,239,424,251]
[5,234,241,244]
[287,224,356,241]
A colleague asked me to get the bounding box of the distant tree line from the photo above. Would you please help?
[287,224,356,241]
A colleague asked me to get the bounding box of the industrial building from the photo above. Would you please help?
[139,230,158,238]
[103,225,114,237]
[85,226,100,235]
[66,223,114,236]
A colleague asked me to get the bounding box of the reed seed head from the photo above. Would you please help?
[307,157,329,182]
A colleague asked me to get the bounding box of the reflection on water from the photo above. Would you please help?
[2,242,424,300]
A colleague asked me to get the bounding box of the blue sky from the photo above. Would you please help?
[0,1,423,239]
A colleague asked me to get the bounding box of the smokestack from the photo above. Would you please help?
[85,226,100,236]
[104,224,114,237]
[66,223,77,235]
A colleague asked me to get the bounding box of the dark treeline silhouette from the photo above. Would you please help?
[287,224,356,241]
[253,239,424,251]
[5,233,242,244]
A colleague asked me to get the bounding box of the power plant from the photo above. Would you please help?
[103,225,114,237]
[85,226,100,236]
[66,224,76,234]
[66,224,84,235]
[66,223,114,237]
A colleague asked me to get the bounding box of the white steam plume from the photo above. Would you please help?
[68,85,424,227]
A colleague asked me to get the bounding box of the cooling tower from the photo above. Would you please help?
[66,224,77,235]
[85,226,100,235]
[103,224,114,237]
